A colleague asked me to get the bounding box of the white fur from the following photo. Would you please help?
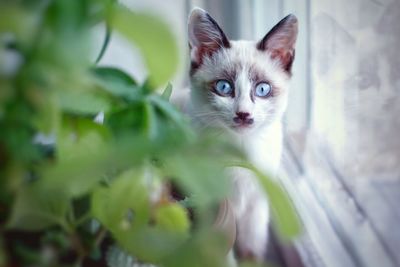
[189,41,289,129]
[185,8,296,263]
[187,41,289,262]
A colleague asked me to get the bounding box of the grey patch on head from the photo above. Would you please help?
[248,64,266,84]
[219,61,242,82]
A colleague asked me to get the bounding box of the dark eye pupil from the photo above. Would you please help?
[219,82,230,92]
[256,84,271,96]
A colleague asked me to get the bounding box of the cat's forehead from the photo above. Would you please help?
[221,41,281,72]
[199,40,289,87]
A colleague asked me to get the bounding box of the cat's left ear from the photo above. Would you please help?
[257,14,298,73]
[188,8,230,66]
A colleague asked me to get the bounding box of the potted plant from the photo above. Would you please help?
[0,1,300,266]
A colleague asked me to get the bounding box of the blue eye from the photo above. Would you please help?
[215,80,233,96]
[255,82,272,97]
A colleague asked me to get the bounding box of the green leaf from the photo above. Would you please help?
[259,174,302,239]
[238,262,269,267]
[7,185,69,231]
[165,154,229,208]
[116,226,187,264]
[29,88,60,134]
[144,102,158,140]
[229,162,302,239]
[0,237,6,267]
[106,104,146,134]
[45,0,90,35]
[154,203,190,234]
[92,67,143,101]
[93,67,136,86]
[161,229,229,267]
[111,6,179,88]
[0,4,40,47]
[58,90,111,115]
[161,83,173,101]
[13,243,41,265]
[148,95,193,139]
[91,169,150,232]
[39,118,111,197]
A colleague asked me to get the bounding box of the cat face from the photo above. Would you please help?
[188,8,298,134]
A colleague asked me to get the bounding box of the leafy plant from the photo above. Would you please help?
[0,1,301,267]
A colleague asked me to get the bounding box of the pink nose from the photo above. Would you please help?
[234,112,253,125]
[236,112,250,120]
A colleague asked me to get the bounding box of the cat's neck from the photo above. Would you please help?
[232,121,283,176]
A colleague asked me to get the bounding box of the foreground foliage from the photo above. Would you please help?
[0,1,301,266]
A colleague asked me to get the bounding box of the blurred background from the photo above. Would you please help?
[94,0,400,267]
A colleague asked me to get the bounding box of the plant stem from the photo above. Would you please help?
[74,212,92,227]
[94,228,107,247]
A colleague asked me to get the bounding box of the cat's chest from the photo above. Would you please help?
[235,122,283,175]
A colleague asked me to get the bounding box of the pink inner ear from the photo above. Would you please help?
[189,11,230,72]
[270,49,294,68]
[195,43,221,61]
[189,46,206,75]
[190,39,227,75]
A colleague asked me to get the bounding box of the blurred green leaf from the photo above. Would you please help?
[93,67,137,86]
[92,67,142,101]
[144,102,158,140]
[7,185,69,231]
[165,153,229,208]
[38,118,111,197]
[259,174,302,239]
[111,6,179,88]
[148,95,193,139]
[239,262,274,267]
[162,229,229,267]
[41,230,70,250]
[45,0,90,35]
[0,3,41,47]
[0,2,301,266]
[161,83,173,101]
[91,169,150,232]
[154,203,190,234]
[13,242,42,265]
[58,90,111,115]
[229,162,302,239]
[106,104,145,134]
[33,93,60,134]
[0,238,7,267]
[116,226,187,264]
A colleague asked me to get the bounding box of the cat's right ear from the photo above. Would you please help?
[188,8,230,66]
[257,14,298,73]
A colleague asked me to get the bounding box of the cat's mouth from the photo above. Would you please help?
[231,117,255,130]
[232,123,254,130]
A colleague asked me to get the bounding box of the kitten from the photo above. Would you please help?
[186,8,298,262]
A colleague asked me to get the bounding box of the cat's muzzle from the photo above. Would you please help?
[233,112,254,127]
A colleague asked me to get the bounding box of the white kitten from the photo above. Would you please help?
[187,8,298,262]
